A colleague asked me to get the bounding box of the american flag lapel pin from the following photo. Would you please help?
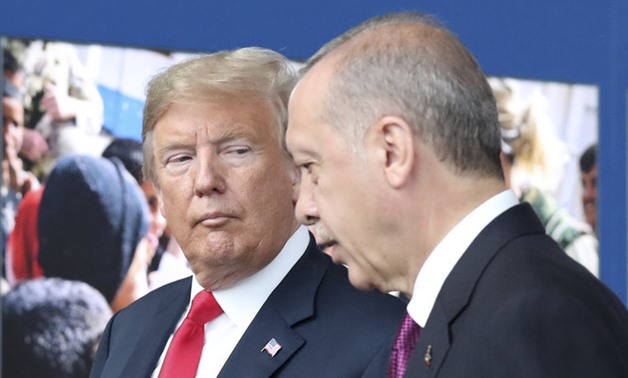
[261,338,282,357]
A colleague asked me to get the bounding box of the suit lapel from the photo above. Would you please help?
[408,203,545,377]
[218,305,306,377]
[406,303,450,377]
[218,236,327,377]
[120,278,192,377]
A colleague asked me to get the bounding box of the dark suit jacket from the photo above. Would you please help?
[406,203,628,377]
[91,235,405,377]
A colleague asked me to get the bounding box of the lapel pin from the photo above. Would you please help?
[424,345,432,368]
[261,338,282,357]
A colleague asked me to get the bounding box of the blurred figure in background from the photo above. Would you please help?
[491,78,599,277]
[101,137,192,290]
[4,43,109,285]
[5,186,45,284]
[488,77,570,200]
[2,83,40,278]
[2,277,112,378]
[3,48,23,99]
[3,46,48,165]
[102,137,166,247]
[37,154,151,312]
[5,38,106,179]
[579,143,597,235]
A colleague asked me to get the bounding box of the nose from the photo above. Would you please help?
[295,176,320,226]
[194,153,227,197]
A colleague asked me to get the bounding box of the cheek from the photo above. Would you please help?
[249,176,294,221]
[317,173,357,213]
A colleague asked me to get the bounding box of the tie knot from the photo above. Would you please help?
[387,313,422,378]
[187,290,223,325]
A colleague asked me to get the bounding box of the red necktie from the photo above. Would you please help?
[387,312,422,378]
[159,290,223,378]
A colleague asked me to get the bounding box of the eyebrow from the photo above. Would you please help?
[158,126,255,150]
[212,128,255,144]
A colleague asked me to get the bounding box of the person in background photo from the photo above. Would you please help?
[491,78,599,277]
[5,186,45,284]
[6,38,105,179]
[36,153,152,312]
[286,11,628,377]
[579,143,597,235]
[91,47,405,378]
[102,137,192,289]
[2,277,112,378]
[2,83,40,279]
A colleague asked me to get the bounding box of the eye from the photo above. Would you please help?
[167,154,192,164]
[229,147,251,155]
[299,162,313,174]
[222,144,252,157]
[299,163,319,185]
[147,196,159,211]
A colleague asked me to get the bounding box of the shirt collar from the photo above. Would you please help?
[407,190,519,326]
[190,225,309,330]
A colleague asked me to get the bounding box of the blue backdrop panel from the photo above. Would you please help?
[99,85,144,141]
[1,0,626,302]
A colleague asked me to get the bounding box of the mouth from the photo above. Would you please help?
[583,203,596,214]
[317,240,337,251]
[196,212,235,227]
[311,223,336,251]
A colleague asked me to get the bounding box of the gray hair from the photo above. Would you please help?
[303,12,503,179]
[142,47,297,184]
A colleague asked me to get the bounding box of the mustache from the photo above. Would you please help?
[310,223,334,248]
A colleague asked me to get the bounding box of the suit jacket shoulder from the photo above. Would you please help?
[91,276,191,377]
[407,203,628,377]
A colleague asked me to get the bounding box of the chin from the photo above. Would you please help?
[346,270,376,292]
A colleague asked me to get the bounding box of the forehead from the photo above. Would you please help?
[287,64,334,147]
[157,95,277,138]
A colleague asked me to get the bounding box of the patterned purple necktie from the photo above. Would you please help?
[387,312,422,378]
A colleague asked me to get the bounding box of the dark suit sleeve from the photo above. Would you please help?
[481,289,628,377]
[361,335,395,378]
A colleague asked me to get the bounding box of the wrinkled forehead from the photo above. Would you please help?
[289,60,335,121]
[286,78,318,152]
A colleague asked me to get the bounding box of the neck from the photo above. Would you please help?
[403,175,506,297]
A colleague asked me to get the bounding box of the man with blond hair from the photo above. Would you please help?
[91,47,404,378]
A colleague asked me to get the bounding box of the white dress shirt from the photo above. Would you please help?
[151,225,309,377]
[407,190,519,327]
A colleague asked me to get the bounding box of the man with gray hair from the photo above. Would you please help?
[91,47,404,378]
[287,11,628,377]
